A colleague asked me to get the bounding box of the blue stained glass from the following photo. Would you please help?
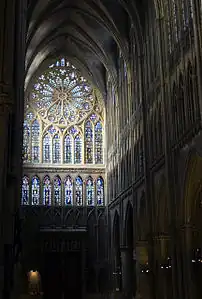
[85,121,93,163]
[54,176,61,205]
[96,177,104,206]
[43,134,51,163]
[64,176,73,205]
[23,122,30,162]
[31,120,40,163]
[75,176,83,205]
[86,177,94,206]
[74,135,82,163]
[53,134,61,163]
[21,176,29,205]
[70,127,78,135]
[43,175,51,205]
[64,135,72,163]
[95,121,103,164]
[48,126,57,135]
[31,176,40,205]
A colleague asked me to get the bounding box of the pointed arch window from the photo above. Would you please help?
[22,176,29,205]
[86,177,94,206]
[96,177,104,206]
[23,121,30,162]
[53,134,61,163]
[54,175,62,205]
[31,176,40,205]
[64,135,72,163]
[43,134,51,163]
[64,176,73,205]
[31,120,40,163]
[43,175,51,205]
[85,121,93,163]
[74,135,82,163]
[95,121,103,164]
[75,176,83,206]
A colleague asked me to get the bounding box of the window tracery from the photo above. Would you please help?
[75,176,83,206]
[64,176,73,205]
[31,176,40,205]
[43,175,51,205]
[22,175,104,206]
[86,177,94,206]
[96,177,104,206]
[22,176,29,205]
[23,58,104,165]
[54,175,62,205]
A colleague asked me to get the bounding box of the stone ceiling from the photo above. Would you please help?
[25,0,146,97]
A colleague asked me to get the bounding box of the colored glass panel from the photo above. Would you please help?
[64,135,72,163]
[43,175,51,205]
[53,134,61,163]
[96,177,104,206]
[31,176,40,205]
[31,120,40,163]
[86,177,94,206]
[85,121,93,163]
[94,121,103,164]
[74,135,82,163]
[43,134,51,163]
[22,176,29,205]
[64,176,73,205]
[75,176,83,205]
[54,176,61,205]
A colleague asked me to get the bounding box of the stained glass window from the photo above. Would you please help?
[31,120,40,163]
[22,176,29,205]
[23,121,30,162]
[64,176,73,205]
[95,121,103,164]
[85,121,93,163]
[75,176,83,205]
[54,175,61,205]
[96,177,104,206]
[23,58,104,167]
[43,175,51,205]
[53,134,61,163]
[86,177,94,206]
[74,135,82,164]
[64,135,72,163]
[31,176,40,205]
[43,134,51,163]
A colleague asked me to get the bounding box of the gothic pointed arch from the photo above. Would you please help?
[22,57,105,207]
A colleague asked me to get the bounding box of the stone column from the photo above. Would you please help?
[135,243,151,299]
[121,246,133,299]
[180,224,195,299]
[153,236,173,299]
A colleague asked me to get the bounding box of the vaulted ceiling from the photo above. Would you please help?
[25,0,146,96]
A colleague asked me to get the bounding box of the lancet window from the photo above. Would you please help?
[86,177,94,206]
[75,176,83,205]
[43,175,51,205]
[22,58,104,165]
[21,176,29,205]
[96,177,104,206]
[64,176,73,205]
[31,176,40,205]
[54,175,62,205]
[22,175,104,206]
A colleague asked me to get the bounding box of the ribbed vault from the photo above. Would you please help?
[25,0,149,96]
